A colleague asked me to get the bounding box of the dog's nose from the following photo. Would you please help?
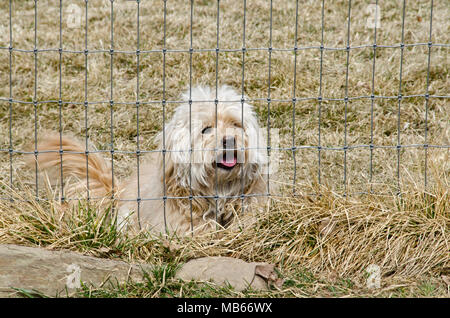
[223,136,236,149]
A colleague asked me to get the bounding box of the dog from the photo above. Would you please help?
[31,85,268,235]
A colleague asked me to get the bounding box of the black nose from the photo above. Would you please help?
[223,136,235,149]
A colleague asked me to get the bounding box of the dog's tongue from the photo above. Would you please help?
[220,156,237,168]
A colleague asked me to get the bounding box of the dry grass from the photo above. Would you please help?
[0,0,449,297]
[1,172,448,297]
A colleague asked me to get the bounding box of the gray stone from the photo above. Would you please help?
[176,256,271,291]
[0,245,276,297]
[0,244,152,297]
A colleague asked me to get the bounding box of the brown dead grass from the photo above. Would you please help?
[0,166,448,297]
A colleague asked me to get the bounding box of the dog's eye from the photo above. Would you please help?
[201,126,212,134]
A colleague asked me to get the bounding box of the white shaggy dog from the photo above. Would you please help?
[31,86,268,235]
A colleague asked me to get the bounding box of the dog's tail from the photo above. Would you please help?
[29,134,116,199]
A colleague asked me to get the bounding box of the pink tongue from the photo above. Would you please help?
[220,156,237,168]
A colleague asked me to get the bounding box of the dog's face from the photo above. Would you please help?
[161,86,266,193]
[192,101,248,182]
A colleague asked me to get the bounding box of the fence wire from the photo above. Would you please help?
[0,0,449,233]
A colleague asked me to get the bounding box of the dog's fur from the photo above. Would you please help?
[31,86,268,235]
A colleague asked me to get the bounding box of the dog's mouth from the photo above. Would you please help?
[216,151,238,170]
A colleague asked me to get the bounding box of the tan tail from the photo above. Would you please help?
[29,134,117,200]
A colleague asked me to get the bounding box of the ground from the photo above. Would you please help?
[0,0,448,297]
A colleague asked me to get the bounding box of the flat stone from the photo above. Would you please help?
[0,245,274,297]
[0,244,152,297]
[176,256,270,291]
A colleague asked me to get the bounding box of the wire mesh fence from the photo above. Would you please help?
[0,0,448,234]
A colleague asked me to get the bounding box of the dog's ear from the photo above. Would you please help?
[154,130,181,196]
[157,118,192,188]
[163,153,177,191]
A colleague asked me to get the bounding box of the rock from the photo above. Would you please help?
[0,244,152,297]
[0,245,277,297]
[176,256,273,291]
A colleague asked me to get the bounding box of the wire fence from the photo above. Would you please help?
[0,0,448,233]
